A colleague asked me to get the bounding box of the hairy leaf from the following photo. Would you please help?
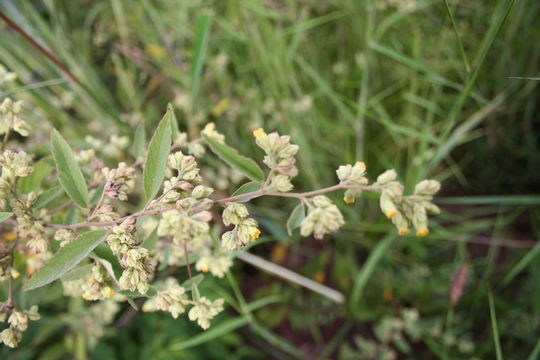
[24,231,107,291]
[231,181,261,203]
[203,135,264,181]
[286,203,305,236]
[143,108,172,200]
[50,129,89,208]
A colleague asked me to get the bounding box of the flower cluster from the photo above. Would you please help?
[102,162,136,201]
[158,151,204,204]
[142,277,189,318]
[0,98,29,138]
[9,193,50,254]
[0,306,40,348]
[188,297,224,330]
[107,218,154,294]
[195,250,233,278]
[336,161,368,203]
[301,196,345,239]
[0,113,446,349]
[54,229,77,248]
[253,128,299,192]
[0,150,33,207]
[221,203,261,251]
[81,264,116,301]
[375,170,440,236]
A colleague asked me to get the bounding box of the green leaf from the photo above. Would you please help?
[61,263,93,282]
[286,203,305,236]
[202,135,265,181]
[191,14,213,102]
[0,212,13,223]
[168,316,249,352]
[50,129,89,208]
[133,123,146,159]
[181,274,204,291]
[142,228,158,250]
[34,186,65,209]
[231,181,261,203]
[92,243,123,280]
[168,102,179,138]
[23,230,107,291]
[143,108,172,200]
[90,185,104,205]
[18,158,53,194]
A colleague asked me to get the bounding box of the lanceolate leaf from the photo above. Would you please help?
[50,129,89,208]
[286,203,305,236]
[33,186,65,209]
[202,135,265,181]
[168,102,179,138]
[0,212,13,224]
[23,230,107,291]
[231,181,261,203]
[133,123,146,159]
[143,108,172,200]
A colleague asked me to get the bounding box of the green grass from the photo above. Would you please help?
[1,0,539,358]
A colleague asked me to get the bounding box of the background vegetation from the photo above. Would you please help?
[0,0,539,358]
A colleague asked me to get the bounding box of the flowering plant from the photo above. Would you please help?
[0,100,440,348]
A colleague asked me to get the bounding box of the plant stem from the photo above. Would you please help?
[0,10,80,84]
[183,240,193,282]
[43,184,379,230]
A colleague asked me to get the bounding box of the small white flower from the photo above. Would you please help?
[188,297,224,330]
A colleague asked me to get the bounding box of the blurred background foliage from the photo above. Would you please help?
[0,0,539,358]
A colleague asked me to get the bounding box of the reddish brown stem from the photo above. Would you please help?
[0,10,80,84]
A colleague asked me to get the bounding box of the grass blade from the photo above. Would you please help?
[350,234,395,306]
[168,316,249,351]
[489,292,504,360]
[191,14,213,103]
[443,0,470,73]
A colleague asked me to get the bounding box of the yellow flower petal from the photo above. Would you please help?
[252,128,265,138]
[3,232,17,241]
[355,161,366,169]
[398,228,410,236]
[343,196,355,204]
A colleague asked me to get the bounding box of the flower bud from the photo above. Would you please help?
[414,180,441,196]
[201,123,225,143]
[343,189,362,204]
[380,191,398,219]
[268,174,293,192]
[8,311,28,331]
[412,205,429,236]
[222,203,249,226]
[376,169,397,185]
[188,297,224,330]
[312,195,332,208]
[192,185,214,199]
[391,212,410,235]
[0,328,21,348]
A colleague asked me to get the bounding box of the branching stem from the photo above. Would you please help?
[43,184,380,230]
